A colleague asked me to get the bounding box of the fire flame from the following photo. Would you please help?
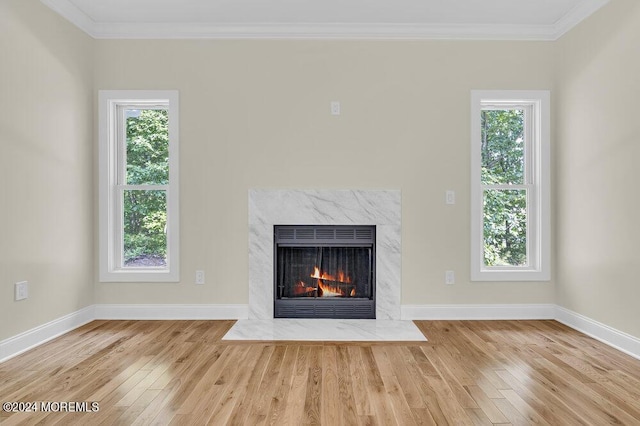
[310,266,354,297]
[310,266,351,284]
[293,280,316,296]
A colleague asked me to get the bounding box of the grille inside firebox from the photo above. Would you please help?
[274,225,375,319]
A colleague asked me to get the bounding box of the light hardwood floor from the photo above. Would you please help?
[1,320,639,425]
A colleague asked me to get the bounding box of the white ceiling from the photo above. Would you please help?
[41,0,610,40]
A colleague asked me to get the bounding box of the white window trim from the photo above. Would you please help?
[470,90,550,281]
[99,90,180,282]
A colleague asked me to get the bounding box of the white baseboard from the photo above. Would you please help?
[555,306,640,361]
[0,305,95,363]
[401,304,556,320]
[94,304,249,320]
[2,303,638,363]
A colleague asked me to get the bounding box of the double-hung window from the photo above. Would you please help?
[470,90,550,281]
[99,90,179,282]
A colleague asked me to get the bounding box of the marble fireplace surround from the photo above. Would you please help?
[248,189,401,320]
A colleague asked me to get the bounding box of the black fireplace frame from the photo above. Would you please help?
[273,225,376,319]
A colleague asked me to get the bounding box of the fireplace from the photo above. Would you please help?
[274,225,376,319]
[249,189,400,320]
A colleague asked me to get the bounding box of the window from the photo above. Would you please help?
[99,90,179,282]
[471,90,550,281]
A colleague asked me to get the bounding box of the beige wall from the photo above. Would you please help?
[0,1,95,340]
[93,40,556,306]
[13,0,640,344]
[555,0,640,338]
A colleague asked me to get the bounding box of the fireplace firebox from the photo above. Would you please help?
[274,225,375,319]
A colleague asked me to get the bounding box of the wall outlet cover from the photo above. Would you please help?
[15,281,28,301]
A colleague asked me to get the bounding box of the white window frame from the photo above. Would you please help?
[470,90,550,281]
[99,90,180,282]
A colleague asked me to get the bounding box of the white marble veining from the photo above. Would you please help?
[223,319,427,341]
[248,189,402,320]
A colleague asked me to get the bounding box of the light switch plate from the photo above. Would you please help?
[446,190,455,205]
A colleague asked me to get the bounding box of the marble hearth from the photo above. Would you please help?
[248,189,401,320]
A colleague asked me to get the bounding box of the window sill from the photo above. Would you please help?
[99,268,180,283]
[471,269,550,282]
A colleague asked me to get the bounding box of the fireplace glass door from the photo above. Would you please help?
[274,225,375,318]
[276,247,373,299]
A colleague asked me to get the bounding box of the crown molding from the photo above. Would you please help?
[41,0,96,36]
[41,0,609,41]
[76,23,560,41]
[553,0,611,39]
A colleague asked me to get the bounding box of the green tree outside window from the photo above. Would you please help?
[481,109,528,267]
[123,109,169,266]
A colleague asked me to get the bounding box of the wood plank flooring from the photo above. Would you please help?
[1,320,639,425]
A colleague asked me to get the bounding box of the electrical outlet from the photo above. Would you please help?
[330,101,341,116]
[15,281,28,300]
[445,271,455,285]
[446,190,455,205]
[195,270,205,285]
